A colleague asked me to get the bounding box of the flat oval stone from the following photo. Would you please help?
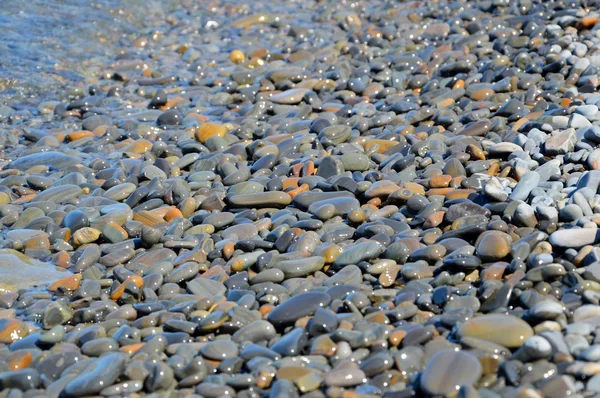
[276,256,324,278]
[267,292,331,328]
[549,228,600,249]
[10,151,80,171]
[232,320,277,343]
[457,314,534,348]
[270,88,310,105]
[0,319,29,343]
[103,183,137,201]
[333,241,384,267]
[64,352,128,396]
[420,349,482,396]
[307,197,360,216]
[228,192,292,208]
[324,368,366,387]
[200,340,239,360]
[35,184,83,203]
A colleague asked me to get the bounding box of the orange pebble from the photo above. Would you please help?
[110,275,144,300]
[7,351,32,370]
[487,162,500,175]
[577,16,599,30]
[452,80,465,89]
[291,163,303,177]
[361,204,379,212]
[560,98,572,107]
[164,207,183,221]
[120,343,145,354]
[302,161,315,177]
[281,177,300,190]
[52,250,72,269]
[437,98,455,108]
[471,88,494,101]
[427,188,454,197]
[67,131,94,142]
[222,241,235,260]
[429,175,452,189]
[260,304,275,318]
[445,189,476,200]
[133,211,164,227]
[229,49,246,64]
[48,274,82,292]
[367,197,382,207]
[511,117,529,132]
[288,184,309,199]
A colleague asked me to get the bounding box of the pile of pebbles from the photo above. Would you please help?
[3,0,600,396]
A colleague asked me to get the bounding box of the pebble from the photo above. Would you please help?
[458,314,534,348]
[268,292,331,328]
[64,353,128,396]
[420,349,482,396]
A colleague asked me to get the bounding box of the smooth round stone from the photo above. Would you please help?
[318,125,352,145]
[560,204,583,222]
[528,300,564,321]
[270,88,310,105]
[313,204,335,220]
[270,327,307,356]
[549,228,600,249]
[359,352,394,377]
[227,181,264,195]
[457,314,534,348]
[0,318,29,343]
[267,292,331,328]
[10,151,80,171]
[232,320,277,343]
[62,210,89,232]
[81,337,119,356]
[420,349,482,396]
[187,278,226,297]
[340,153,371,171]
[0,369,40,390]
[510,171,540,201]
[103,183,137,201]
[203,212,235,228]
[35,184,83,203]
[64,352,128,396]
[36,352,81,382]
[276,256,325,278]
[82,115,112,130]
[307,197,360,216]
[475,231,511,262]
[102,223,127,243]
[222,223,258,240]
[333,241,384,267]
[324,368,366,387]
[200,340,239,360]
[39,325,66,345]
[512,336,552,361]
[573,305,600,322]
[293,191,354,209]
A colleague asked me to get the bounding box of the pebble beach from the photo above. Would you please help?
[2,0,600,396]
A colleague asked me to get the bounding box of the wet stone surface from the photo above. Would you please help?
[2,0,600,397]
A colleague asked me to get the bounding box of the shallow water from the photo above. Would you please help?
[0,0,179,104]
